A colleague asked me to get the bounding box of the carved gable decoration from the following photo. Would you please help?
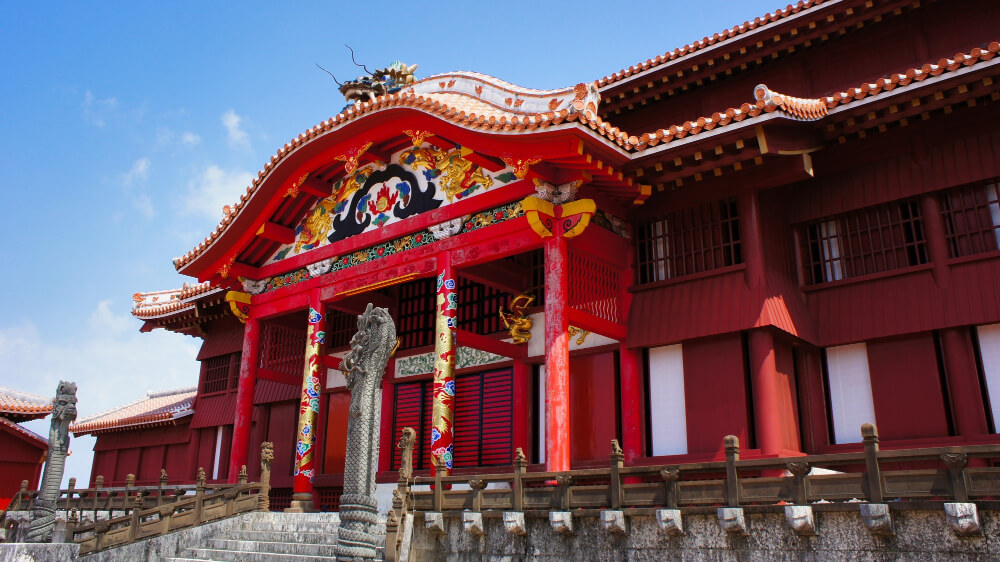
[269,143,519,263]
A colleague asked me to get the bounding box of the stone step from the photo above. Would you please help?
[205,538,340,557]
[180,548,335,561]
[240,518,340,533]
[222,529,341,544]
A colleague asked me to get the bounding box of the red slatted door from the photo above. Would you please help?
[453,374,483,468]
[391,381,425,470]
[480,369,514,466]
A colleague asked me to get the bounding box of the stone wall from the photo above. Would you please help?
[405,506,1000,561]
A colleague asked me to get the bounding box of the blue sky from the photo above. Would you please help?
[1,1,781,484]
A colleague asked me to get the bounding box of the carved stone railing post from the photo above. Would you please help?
[660,467,680,508]
[158,469,168,507]
[194,468,206,523]
[386,427,415,562]
[432,458,444,513]
[67,477,77,511]
[93,475,103,522]
[238,465,248,486]
[512,448,526,512]
[65,508,78,543]
[609,439,624,510]
[125,473,136,514]
[128,491,145,541]
[862,423,884,503]
[556,475,572,511]
[258,442,273,512]
[941,452,969,502]
[787,461,810,505]
[724,435,740,507]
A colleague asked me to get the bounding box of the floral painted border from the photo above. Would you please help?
[396,346,508,378]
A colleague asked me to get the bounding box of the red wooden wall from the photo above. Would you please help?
[0,427,45,509]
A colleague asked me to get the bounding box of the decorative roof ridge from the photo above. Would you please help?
[0,386,53,409]
[630,42,999,151]
[146,386,198,399]
[596,0,834,89]
[412,71,584,96]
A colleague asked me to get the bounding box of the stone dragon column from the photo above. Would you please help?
[26,381,78,543]
[335,303,396,560]
[288,291,326,512]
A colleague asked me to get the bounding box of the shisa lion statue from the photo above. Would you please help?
[335,304,396,560]
[26,381,78,543]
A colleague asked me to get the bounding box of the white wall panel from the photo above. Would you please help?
[977,324,1000,430]
[648,344,688,456]
[826,343,877,444]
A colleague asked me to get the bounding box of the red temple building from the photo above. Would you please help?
[76,0,1000,513]
[0,387,51,509]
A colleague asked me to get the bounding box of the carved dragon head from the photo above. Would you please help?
[52,381,78,424]
[341,303,397,387]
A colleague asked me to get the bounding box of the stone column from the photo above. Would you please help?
[228,314,261,482]
[288,290,326,512]
[431,253,458,477]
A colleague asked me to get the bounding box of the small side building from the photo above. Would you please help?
[0,387,50,509]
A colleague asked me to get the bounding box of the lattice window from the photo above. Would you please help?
[569,250,620,324]
[267,488,293,511]
[326,309,357,349]
[804,199,928,284]
[509,250,545,306]
[635,198,742,283]
[458,278,511,335]
[315,487,342,512]
[397,278,435,350]
[390,369,513,471]
[260,323,306,376]
[202,354,234,394]
[941,181,1000,258]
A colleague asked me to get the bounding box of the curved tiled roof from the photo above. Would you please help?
[0,386,53,419]
[70,387,197,436]
[132,282,217,319]
[0,416,47,448]
[173,42,1000,271]
[595,0,830,89]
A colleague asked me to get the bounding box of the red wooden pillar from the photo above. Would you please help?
[940,328,990,437]
[378,362,396,475]
[739,190,766,289]
[619,345,644,463]
[748,329,782,456]
[431,253,458,476]
[228,315,260,483]
[544,235,571,472]
[289,290,326,512]
[512,359,532,459]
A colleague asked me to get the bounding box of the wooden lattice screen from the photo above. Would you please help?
[941,180,1000,258]
[569,249,620,324]
[804,199,927,284]
[635,197,742,283]
[259,323,306,375]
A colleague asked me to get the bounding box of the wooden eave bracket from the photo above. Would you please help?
[755,123,823,156]
[256,221,296,244]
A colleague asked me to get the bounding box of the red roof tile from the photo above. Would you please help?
[595,0,831,89]
[132,282,219,320]
[70,387,196,436]
[0,386,53,419]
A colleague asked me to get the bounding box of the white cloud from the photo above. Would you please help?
[184,164,252,220]
[1,300,201,486]
[156,127,201,148]
[120,158,154,218]
[221,109,250,150]
[82,90,118,127]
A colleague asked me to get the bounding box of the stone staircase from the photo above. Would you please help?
[164,512,386,561]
